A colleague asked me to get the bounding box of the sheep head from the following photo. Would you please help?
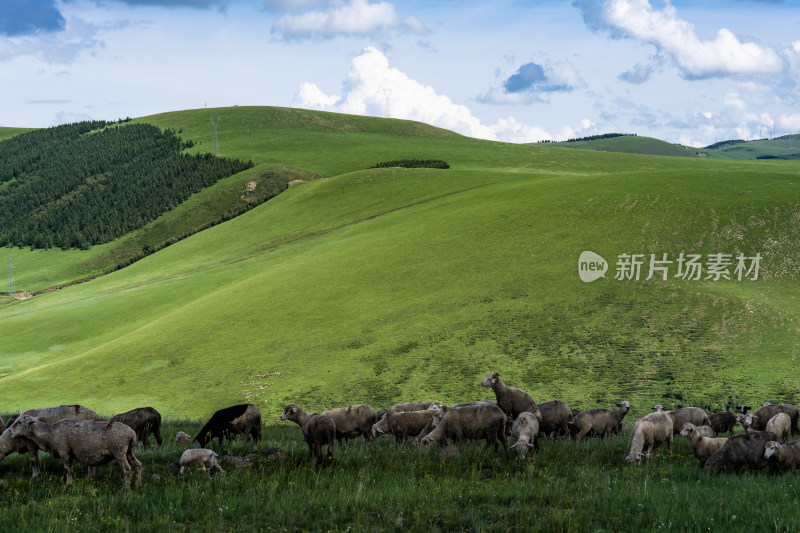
[480,373,499,388]
[764,441,781,459]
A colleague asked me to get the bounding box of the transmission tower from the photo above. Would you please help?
[383,89,391,118]
[210,114,220,155]
[7,257,15,295]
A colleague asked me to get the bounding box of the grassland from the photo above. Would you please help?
[705,135,800,160]
[0,418,797,532]
[1,107,799,421]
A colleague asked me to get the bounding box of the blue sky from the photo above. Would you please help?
[1,0,799,145]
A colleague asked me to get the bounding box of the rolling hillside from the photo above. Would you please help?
[1,107,799,420]
[545,135,699,157]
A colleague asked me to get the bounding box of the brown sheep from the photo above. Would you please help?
[678,422,715,439]
[175,431,193,444]
[510,412,540,460]
[480,372,542,422]
[764,440,800,472]
[537,400,574,438]
[667,407,712,434]
[570,401,631,440]
[625,411,673,463]
[383,410,438,444]
[705,431,778,472]
[111,407,163,446]
[709,411,736,436]
[418,403,507,452]
[194,404,262,450]
[322,404,378,444]
[679,423,727,463]
[765,413,792,443]
[280,404,335,464]
[8,415,142,489]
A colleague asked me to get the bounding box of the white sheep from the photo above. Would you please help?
[510,412,539,460]
[766,413,792,442]
[179,448,224,475]
[679,423,727,463]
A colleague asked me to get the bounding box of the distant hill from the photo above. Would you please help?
[543,134,700,157]
[703,134,800,160]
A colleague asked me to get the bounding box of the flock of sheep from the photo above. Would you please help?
[2,371,799,489]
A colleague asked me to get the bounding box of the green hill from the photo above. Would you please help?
[1,107,799,420]
[545,135,699,157]
[704,135,800,160]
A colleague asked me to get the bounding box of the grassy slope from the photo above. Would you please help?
[1,107,799,421]
[547,136,698,157]
[0,127,36,142]
[705,136,800,159]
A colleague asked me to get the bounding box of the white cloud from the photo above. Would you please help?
[578,0,784,78]
[292,46,592,143]
[271,0,424,40]
[0,17,102,64]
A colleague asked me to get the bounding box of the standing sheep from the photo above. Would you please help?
[322,405,378,444]
[179,449,224,475]
[765,413,792,443]
[419,403,507,453]
[480,372,542,422]
[570,401,631,440]
[537,400,574,439]
[625,412,673,463]
[705,431,778,473]
[510,412,540,460]
[679,423,727,463]
[740,404,799,435]
[194,404,262,450]
[280,404,335,464]
[379,410,438,444]
[8,415,142,489]
[667,407,712,435]
[709,411,737,436]
[764,440,800,472]
[0,404,99,478]
[111,407,163,446]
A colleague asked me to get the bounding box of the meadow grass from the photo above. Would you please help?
[1,418,798,532]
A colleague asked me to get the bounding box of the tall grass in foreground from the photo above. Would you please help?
[1,419,798,531]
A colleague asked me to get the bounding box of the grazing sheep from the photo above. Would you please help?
[0,428,41,477]
[194,404,262,450]
[111,407,163,446]
[175,431,192,444]
[667,407,712,435]
[764,440,800,472]
[625,412,673,463]
[380,410,438,444]
[389,402,443,414]
[419,403,507,453]
[480,372,542,422]
[370,416,391,440]
[709,411,736,436]
[0,404,99,477]
[537,400,574,438]
[280,404,335,464]
[510,412,540,460]
[679,423,727,463]
[766,413,792,443]
[322,404,378,444]
[705,431,778,473]
[8,415,142,489]
[179,448,223,475]
[570,401,631,440]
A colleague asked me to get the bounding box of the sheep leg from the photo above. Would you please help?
[115,453,133,491]
[128,448,142,489]
[62,457,74,486]
[28,449,40,478]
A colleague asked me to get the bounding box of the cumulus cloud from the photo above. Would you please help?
[271,0,424,40]
[106,0,229,7]
[575,0,784,78]
[0,17,102,64]
[618,62,653,84]
[292,46,596,143]
[478,60,583,105]
[0,0,65,36]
